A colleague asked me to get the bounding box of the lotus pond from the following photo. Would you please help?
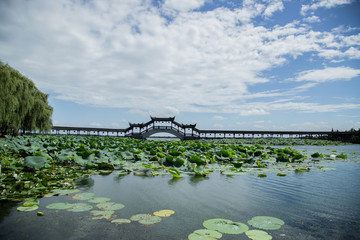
[0,135,359,239]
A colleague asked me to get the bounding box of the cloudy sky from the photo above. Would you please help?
[1,0,360,131]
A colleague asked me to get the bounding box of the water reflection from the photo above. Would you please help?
[74,177,94,190]
[189,175,209,186]
[0,201,18,224]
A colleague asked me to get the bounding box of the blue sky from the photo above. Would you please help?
[1,0,359,131]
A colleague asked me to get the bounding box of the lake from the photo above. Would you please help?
[0,144,359,240]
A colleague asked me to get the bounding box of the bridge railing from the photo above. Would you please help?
[140,126,185,135]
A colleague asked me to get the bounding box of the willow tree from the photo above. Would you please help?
[0,61,53,135]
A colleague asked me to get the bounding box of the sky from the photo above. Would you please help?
[1,0,360,131]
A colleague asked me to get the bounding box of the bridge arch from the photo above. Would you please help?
[141,128,185,140]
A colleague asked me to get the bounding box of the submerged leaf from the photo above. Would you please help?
[88,197,111,203]
[46,202,74,210]
[247,216,284,230]
[72,192,95,200]
[130,214,162,225]
[96,202,125,211]
[52,189,80,195]
[111,218,131,224]
[67,203,93,212]
[203,218,249,234]
[153,209,175,217]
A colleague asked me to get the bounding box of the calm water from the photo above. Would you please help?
[1,145,359,240]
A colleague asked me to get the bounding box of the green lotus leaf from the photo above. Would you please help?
[88,197,111,203]
[46,202,75,210]
[24,156,48,169]
[37,211,45,216]
[91,210,115,220]
[67,203,93,212]
[17,205,39,212]
[130,214,162,225]
[96,202,125,211]
[245,230,272,240]
[91,210,115,216]
[153,209,175,217]
[111,218,131,224]
[23,199,39,207]
[168,168,182,178]
[188,229,223,240]
[72,192,95,200]
[247,216,284,230]
[203,218,249,234]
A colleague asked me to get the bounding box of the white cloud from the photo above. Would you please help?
[303,16,321,23]
[294,67,360,82]
[163,0,206,12]
[239,109,270,116]
[0,0,359,118]
[263,0,284,17]
[212,115,225,121]
[301,0,354,15]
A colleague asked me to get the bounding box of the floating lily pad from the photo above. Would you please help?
[246,230,272,240]
[17,198,39,212]
[188,229,223,240]
[130,214,162,225]
[91,210,115,216]
[67,203,93,212]
[203,218,249,234]
[72,192,95,200]
[23,199,39,207]
[153,209,175,217]
[247,216,284,230]
[17,205,39,212]
[88,197,111,203]
[111,218,131,224]
[91,210,115,220]
[46,202,74,210]
[37,211,45,216]
[96,202,125,211]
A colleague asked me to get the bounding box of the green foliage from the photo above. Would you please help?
[24,156,48,169]
[336,152,348,159]
[0,61,53,135]
[0,135,353,201]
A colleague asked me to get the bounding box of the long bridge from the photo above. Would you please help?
[50,117,360,143]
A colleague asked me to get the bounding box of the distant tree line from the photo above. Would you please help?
[0,61,53,136]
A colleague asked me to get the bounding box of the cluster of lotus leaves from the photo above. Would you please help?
[191,216,284,239]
